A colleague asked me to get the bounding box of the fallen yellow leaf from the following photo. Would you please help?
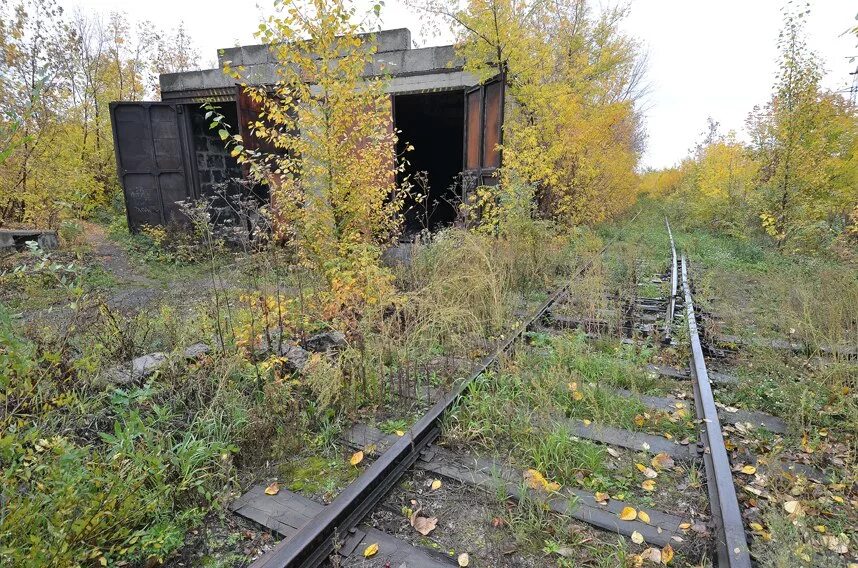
[822,535,848,554]
[640,466,658,479]
[524,468,560,492]
[661,543,674,564]
[631,530,644,544]
[749,522,764,532]
[814,525,826,533]
[641,479,656,492]
[458,552,470,566]
[573,391,584,401]
[783,500,801,515]
[678,522,691,530]
[395,430,405,436]
[264,482,280,495]
[619,506,637,521]
[524,468,547,490]
[741,465,757,475]
[431,479,442,491]
[638,511,651,524]
[350,450,364,466]
[594,491,609,503]
[363,543,379,558]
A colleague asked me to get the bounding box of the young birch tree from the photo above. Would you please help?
[222,0,404,328]
[750,8,858,250]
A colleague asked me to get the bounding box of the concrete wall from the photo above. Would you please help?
[160,29,476,99]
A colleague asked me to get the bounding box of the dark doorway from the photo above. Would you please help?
[394,90,464,234]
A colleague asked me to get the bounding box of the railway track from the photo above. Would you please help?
[235,220,809,567]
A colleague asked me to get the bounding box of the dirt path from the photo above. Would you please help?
[82,222,161,311]
[83,222,153,285]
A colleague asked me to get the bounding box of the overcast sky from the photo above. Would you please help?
[64,0,856,169]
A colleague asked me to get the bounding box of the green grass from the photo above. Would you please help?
[0,251,117,312]
[445,368,611,487]
[524,331,669,396]
[561,383,696,441]
[445,329,703,506]
[714,350,857,438]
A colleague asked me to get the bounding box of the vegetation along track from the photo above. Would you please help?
[233,219,842,567]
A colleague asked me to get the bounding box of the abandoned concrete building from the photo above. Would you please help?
[109,28,504,234]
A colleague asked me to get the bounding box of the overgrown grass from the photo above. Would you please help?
[0,210,602,564]
[0,243,116,312]
[445,331,701,496]
[0,302,257,566]
[715,349,857,439]
[333,221,588,410]
[106,215,234,283]
[529,332,662,389]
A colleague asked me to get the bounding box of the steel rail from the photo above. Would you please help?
[251,246,612,568]
[664,218,678,338]
[681,254,752,568]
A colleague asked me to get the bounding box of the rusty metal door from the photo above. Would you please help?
[110,102,193,232]
[462,75,505,194]
[236,86,282,157]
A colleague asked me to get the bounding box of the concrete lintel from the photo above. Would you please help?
[216,28,412,67]
[386,71,478,94]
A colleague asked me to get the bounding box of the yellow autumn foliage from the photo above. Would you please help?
[416,0,644,228]
[645,10,857,255]
[222,0,406,328]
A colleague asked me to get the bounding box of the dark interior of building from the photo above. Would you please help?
[394,90,464,234]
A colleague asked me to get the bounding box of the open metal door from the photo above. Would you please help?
[462,74,505,195]
[110,102,193,232]
[236,86,282,157]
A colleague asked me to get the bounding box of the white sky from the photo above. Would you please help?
[620,1,856,169]
[63,0,857,169]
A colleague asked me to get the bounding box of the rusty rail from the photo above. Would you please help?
[681,254,752,568]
